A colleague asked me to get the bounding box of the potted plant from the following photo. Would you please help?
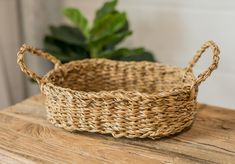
[44,0,155,63]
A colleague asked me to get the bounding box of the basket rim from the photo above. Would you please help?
[40,59,196,99]
[17,41,220,94]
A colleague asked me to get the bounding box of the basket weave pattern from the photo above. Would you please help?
[17,41,220,139]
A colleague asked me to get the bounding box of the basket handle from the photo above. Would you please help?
[17,44,61,84]
[185,40,220,87]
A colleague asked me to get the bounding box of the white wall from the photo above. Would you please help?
[0,0,234,109]
[0,0,25,108]
[0,0,60,108]
[20,0,62,96]
[63,0,235,109]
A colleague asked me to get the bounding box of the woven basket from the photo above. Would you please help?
[17,41,220,139]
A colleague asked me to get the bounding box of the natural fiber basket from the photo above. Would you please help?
[17,41,220,139]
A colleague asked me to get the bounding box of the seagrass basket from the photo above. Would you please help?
[17,41,220,139]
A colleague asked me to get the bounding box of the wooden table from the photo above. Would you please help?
[0,95,234,164]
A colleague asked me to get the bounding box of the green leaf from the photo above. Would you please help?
[98,48,156,61]
[49,25,86,46]
[64,8,89,37]
[90,12,128,41]
[104,22,131,50]
[89,30,132,51]
[44,36,89,62]
[120,51,156,61]
[89,12,129,58]
[116,20,130,34]
[69,46,90,60]
[44,36,63,54]
[44,36,76,62]
[95,0,117,21]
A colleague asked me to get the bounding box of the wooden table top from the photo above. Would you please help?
[0,94,234,164]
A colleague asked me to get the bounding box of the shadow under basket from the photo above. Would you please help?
[17,41,220,139]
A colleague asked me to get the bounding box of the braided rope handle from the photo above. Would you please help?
[186,40,220,87]
[17,44,61,84]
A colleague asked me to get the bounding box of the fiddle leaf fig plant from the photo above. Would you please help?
[44,0,155,63]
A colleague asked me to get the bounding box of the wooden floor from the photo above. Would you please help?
[0,94,234,164]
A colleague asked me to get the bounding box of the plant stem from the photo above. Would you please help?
[90,48,98,58]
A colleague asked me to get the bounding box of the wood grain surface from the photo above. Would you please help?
[0,94,234,164]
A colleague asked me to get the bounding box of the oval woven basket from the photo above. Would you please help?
[17,41,220,139]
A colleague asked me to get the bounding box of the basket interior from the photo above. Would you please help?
[45,59,195,94]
